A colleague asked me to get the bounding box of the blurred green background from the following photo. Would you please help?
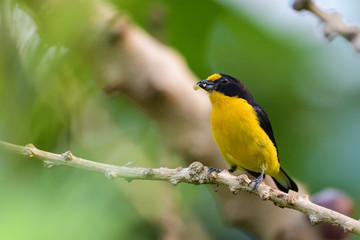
[1,0,360,239]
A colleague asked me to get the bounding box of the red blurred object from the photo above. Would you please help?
[312,188,354,240]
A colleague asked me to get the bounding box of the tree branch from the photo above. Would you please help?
[293,0,360,52]
[1,140,359,236]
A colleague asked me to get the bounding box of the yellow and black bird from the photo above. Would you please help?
[194,73,298,193]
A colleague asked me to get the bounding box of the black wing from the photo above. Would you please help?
[253,105,279,157]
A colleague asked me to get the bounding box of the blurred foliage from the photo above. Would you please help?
[2,0,360,239]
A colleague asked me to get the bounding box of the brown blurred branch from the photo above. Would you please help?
[293,0,360,52]
[1,139,359,236]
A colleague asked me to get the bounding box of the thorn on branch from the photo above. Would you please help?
[43,160,56,169]
[124,161,134,167]
[229,185,240,195]
[345,225,354,233]
[24,143,36,157]
[309,214,321,225]
[124,178,133,183]
[144,168,154,177]
[105,170,118,179]
[170,178,180,186]
[303,194,310,200]
[62,151,74,161]
[289,195,297,205]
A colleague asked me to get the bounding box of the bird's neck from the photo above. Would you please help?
[209,91,238,108]
[209,91,256,120]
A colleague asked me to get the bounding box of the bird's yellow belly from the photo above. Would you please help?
[210,95,279,175]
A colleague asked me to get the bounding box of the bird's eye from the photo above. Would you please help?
[221,79,228,84]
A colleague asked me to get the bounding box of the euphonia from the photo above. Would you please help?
[194,73,298,193]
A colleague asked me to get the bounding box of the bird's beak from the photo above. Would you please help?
[193,80,215,91]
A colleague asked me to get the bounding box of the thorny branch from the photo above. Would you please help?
[293,0,360,52]
[1,140,360,236]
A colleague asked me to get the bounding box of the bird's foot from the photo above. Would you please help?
[207,168,222,192]
[248,169,265,193]
[228,165,237,173]
[208,165,237,174]
[208,167,222,174]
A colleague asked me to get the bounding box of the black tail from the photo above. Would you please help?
[272,167,298,193]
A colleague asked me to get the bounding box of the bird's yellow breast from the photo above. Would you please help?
[209,91,280,175]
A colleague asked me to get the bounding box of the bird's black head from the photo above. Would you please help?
[194,73,256,105]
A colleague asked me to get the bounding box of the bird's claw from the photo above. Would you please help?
[208,167,222,174]
[248,169,265,193]
[248,178,263,192]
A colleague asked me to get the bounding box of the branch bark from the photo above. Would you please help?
[293,0,360,52]
[1,140,359,236]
